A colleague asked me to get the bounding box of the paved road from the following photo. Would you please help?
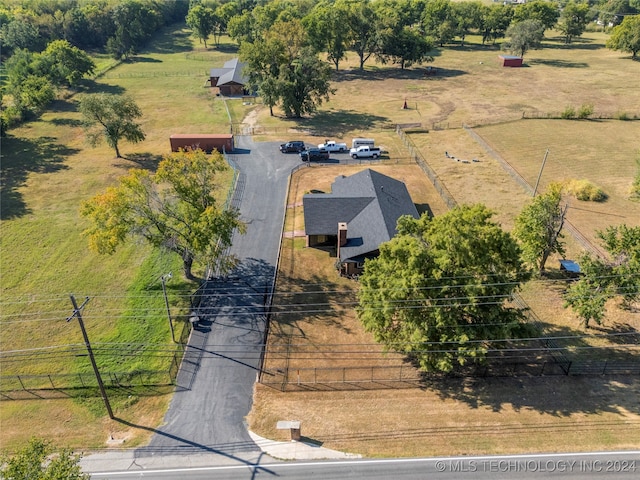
[136,136,302,461]
[89,451,640,479]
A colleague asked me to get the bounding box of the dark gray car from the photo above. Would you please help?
[280,140,305,153]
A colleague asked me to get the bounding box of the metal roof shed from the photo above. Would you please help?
[499,55,523,67]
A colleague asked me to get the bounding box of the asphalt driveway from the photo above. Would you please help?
[136,136,303,461]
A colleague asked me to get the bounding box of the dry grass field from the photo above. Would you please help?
[248,31,640,457]
[250,159,640,456]
[2,22,639,455]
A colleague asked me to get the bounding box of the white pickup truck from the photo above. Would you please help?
[318,140,348,153]
[350,146,381,159]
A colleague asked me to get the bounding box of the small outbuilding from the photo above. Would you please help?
[208,57,248,96]
[499,55,523,67]
[170,134,234,153]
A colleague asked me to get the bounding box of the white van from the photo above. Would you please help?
[351,138,375,149]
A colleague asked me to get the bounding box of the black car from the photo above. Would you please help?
[300,148,330,162]
[280,141,305,153]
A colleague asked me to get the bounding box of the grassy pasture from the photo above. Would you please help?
[252,160,640,456]
[246,30,640,139]
[0,25,246,450]
[2,22,639,455]
[249,30,640,457]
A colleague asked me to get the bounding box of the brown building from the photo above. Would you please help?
[208,58,248,96]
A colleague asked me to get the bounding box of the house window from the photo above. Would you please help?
[356,262,365,269]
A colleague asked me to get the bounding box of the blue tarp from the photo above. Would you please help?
[559,260,581,273]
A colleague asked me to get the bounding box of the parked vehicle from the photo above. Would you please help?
[350,146,381,159]
[280,141,305,153]
[351,138,375,149]
[300,148,330,161]
[318,140,348,152]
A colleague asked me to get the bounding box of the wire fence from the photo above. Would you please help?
[396,125,458,209]
[260,356,640,392]
[462,125,607,259]
[101,71,208,78]
[522,111,640,121]
[0,369,175,398]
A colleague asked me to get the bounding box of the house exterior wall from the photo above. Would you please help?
[307,234,333,247]
[219,83,246,96]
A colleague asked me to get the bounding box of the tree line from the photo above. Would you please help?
[357,187,639,373]
[2,0,640,131]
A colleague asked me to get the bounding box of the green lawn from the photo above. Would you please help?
[2,21,639,453]
[0,24,244,449]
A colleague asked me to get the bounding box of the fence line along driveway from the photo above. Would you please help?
[136,136,301,460]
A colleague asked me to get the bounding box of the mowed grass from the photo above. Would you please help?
[0,25,244,450]
[249,30,640,456]
[246,30,640,139]
[2,21,639,454]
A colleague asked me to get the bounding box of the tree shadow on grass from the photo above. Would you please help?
[297,110,391,137]
[543,37,606,50]
[117,152,164,172]
[528,59,589,68]
[82,82,127,96]
[131,56,163,63]
[0,135,77,220]
[428,373,640,417]
[334,65,466,83]
[271,267,357,339]
[143,24,194,55]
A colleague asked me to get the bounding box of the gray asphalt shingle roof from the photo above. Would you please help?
[303,169,420,262]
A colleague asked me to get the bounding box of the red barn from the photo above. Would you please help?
[499,55,523,67]
[169,134,234,153]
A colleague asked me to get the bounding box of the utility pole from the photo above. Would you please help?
[533,149,550,197]
[67,295,114,419]
[161,273,175,343]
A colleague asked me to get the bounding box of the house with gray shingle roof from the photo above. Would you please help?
[303,169,421,276]
[208,57,248,96]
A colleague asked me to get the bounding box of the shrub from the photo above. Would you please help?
[577,103,594,119]
[561,106,576,119]
[565,179,607,202]
[615,111,629,120]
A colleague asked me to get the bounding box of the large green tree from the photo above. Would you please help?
[377,26,434,69]
[513,184,567,275]
[0,17,43,54]
[422,0,456,46]
[106,0,162,60]
[452,1,484,47]
[513,0,560,32]
[357,204,530,373]
[564,225,640,327]
[240,19,334,118]
[278,47,335,117]
[79,93,145,158]
[557,1,591,44]
[81,149,245,279]
[186,4,217,49]
[0,437,89,480]
[502,19,545,58]
[303,0,350,71]
[36,39,96,86]
[480,4,514,45]
[343,0,381,70]
[606,14,640,58]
